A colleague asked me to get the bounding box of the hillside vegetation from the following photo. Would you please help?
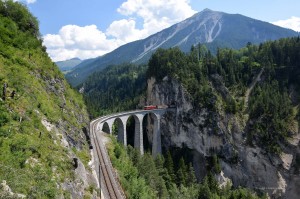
[82,63,147,117]
[0,1,93,197]
[107,137,264,199]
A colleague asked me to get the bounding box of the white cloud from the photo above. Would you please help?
[106,19,146,43]
[26,0,36,3]
[14,0,36,4]
[44,0,196,61]
[43,25,119,61]
[272,16,300,32]
[117,0,197,36]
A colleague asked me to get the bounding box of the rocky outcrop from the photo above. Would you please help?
[41,116,97,198]
[61,157,98,199]
[0,181,26,198]
[146,76,300,198]
[41,75,98,198]
[31,74,98,198]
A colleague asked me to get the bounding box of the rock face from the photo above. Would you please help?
[146,77,300,198]
[41,77,98,198]
[61,157,98,199]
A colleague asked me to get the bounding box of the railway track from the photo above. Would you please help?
[91,119,123,199]
[89,108,169,198]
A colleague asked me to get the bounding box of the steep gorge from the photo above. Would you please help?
[143,38,300,198]
[146,74,300,198]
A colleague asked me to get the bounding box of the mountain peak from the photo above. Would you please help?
[198,8,223,15]
[202,8,213,12]
[70,57,81,61]
[66,10,298,86]
[190,8,223,20]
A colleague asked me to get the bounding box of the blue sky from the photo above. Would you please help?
[19,0,300,61]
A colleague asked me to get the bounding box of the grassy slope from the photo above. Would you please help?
[0,2,92,198]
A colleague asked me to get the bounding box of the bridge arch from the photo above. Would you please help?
[142,112,161,156]
[112,117,128,146]
[102,121,111,134]
[125,115,136,148]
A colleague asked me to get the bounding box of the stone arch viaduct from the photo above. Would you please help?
[93,108,171,155]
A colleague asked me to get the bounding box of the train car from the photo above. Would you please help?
[144,105,157,110]
[156,105,168,109]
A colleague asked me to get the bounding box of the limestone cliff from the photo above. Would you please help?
[146,76,300,198]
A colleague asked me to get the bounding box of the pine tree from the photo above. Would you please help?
[198,177,211,199]
[155,154,165,174]
[177,157,188,186]
[165,150,175,182]
[207,172,219,193]
[156,176,168,199]
[187,163,197,186]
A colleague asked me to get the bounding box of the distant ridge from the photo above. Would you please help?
[66,9,298,86]
[56,57,82,72]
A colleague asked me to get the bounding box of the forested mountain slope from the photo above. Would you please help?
[145,38,300,198]
[0,1,96,197]
[66,8,298,87]
[81,63,147,117]
[81,37,300,198]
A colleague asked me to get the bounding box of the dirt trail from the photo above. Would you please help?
[244,67,264,110]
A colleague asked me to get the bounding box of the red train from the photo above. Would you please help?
[143,105,170,110]
[143,105,158,110]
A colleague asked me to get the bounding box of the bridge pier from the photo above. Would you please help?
[116,117,128,146]
[134,114,145,155]
[152,115,162,156]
